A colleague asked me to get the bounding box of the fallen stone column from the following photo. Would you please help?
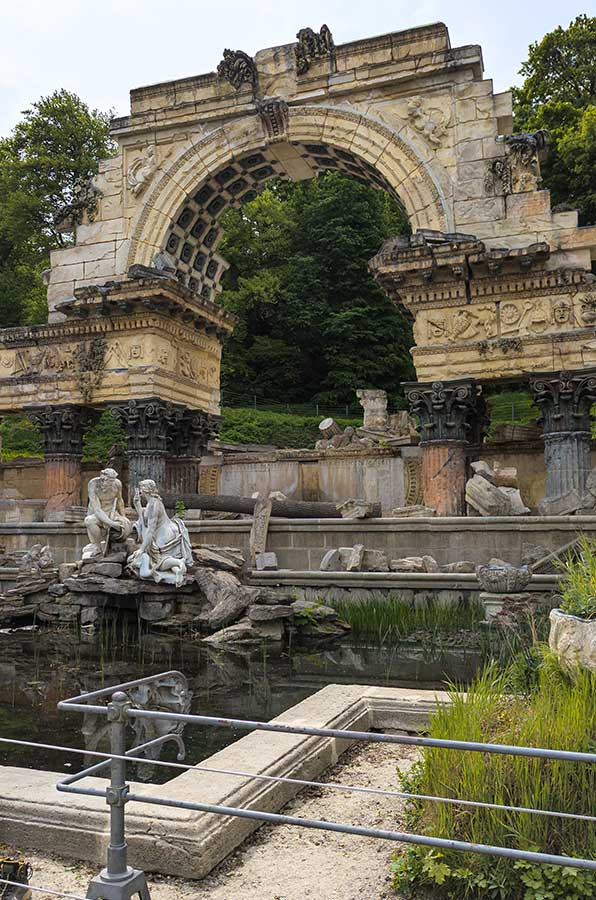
[162,493,382,518]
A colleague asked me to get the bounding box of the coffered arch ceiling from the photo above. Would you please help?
[128,105,452,303]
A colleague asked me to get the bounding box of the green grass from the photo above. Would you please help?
[330,595,484,644]
[558,534,596,619]
[392,658,596,900]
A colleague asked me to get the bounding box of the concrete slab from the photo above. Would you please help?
[0,684,449,880]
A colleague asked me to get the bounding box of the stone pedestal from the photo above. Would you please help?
[530,370,596,503]
[27,404,98,520]
[404,379,481,516]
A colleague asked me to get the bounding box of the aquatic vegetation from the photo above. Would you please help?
[392,659,596,899]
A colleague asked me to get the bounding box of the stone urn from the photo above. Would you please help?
[475,564,531,593]
[549,608,596,672]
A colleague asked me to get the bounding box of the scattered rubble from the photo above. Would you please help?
[466,460,530,516]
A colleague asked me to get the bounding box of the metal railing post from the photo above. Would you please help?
[85,691,151,900]
[106,691,131,879]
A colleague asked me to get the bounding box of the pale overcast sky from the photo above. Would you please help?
[0,0,593,136]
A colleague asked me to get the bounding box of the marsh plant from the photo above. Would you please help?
[330,595,484,644]
[558,534,596,620]
[392,659,596,900]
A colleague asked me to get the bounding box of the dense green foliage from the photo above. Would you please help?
[513,15,596,225]
[558,535,596,620]
[0,90,114,325]
[392,660,596,899]
[218,174,413,407]
[219,406,360,449]
[0,415,43,459]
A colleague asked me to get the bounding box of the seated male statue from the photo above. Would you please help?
[127,479,193,587]
[84,468,132,559]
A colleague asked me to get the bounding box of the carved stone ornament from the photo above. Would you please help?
[530,369,596,436]
[295,25,334,75]
[54,178,102,232]
[217,49,257,90]
[74,335,107,403]
[109,398,177,453]
[169,408,221,457]
[27,404,98,456]
[491,129,550,194]
[404,379,480,445]
[407,96,450,147]
[256,97,289,142]
[127,145,157,197]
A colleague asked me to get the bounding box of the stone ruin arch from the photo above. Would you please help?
[0,20,594,517]
[126,105,452,297]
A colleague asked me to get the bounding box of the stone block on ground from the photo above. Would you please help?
[81,561,123,578]
[493,464,518,488]
[195,568,255,630]
[466,474,527,516]
[320,549,341,572]
[248,604,294,621]
[291,600,337,620]
[363,549,389,572]
[346,544,365,572]
[390,505,436,517]
[255,552,278,571]
[254,588,295,606]
[202,619,256,644]
[251,619,285,641]
[422,555,439,573]
[193,546,244,572]
[470,460,496,483]
[336,499,375,520]
[389,557,426,573]
[537,489,582,516]
[441,560,476,573]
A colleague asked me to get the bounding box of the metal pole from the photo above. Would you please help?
[106,691,130,878]
[85,691,151,900]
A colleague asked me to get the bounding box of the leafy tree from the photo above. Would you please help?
[513,15,596,224]
[218,173,413,407]
[0,90,114,325]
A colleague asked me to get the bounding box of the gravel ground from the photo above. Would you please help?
[2,741,416,900]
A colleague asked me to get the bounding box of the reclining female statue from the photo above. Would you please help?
[127,479,193,587]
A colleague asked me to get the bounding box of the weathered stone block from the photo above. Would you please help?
[248,604,293,621]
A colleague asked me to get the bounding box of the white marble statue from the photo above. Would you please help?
[84,468,133,559]
[127,479,193,586]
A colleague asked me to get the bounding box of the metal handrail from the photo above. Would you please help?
[4,669,594,900]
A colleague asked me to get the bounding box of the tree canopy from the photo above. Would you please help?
[218,173,414,407]
[513,15,596,224]
[0,90,114,325]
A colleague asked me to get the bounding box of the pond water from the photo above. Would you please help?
[0,626,485,783]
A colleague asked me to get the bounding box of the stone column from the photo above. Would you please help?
[165,409,221,496]
[404,379,481,516]
[27,404,97,520]
[109,399,176,500]
[530,369,596,504]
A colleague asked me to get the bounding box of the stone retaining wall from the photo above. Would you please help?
[1,516,594,568]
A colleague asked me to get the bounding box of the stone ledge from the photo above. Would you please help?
[0,684,449,880]
[247,569,559,592]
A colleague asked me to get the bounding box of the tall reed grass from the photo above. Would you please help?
[392,659,596,899]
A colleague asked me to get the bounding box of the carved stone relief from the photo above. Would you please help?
[256,97,289,142]
[487,129,550,195]
[127,145,158,197]
[295,25,334,75]
[407,96,450,146]
[217,49,257,90]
